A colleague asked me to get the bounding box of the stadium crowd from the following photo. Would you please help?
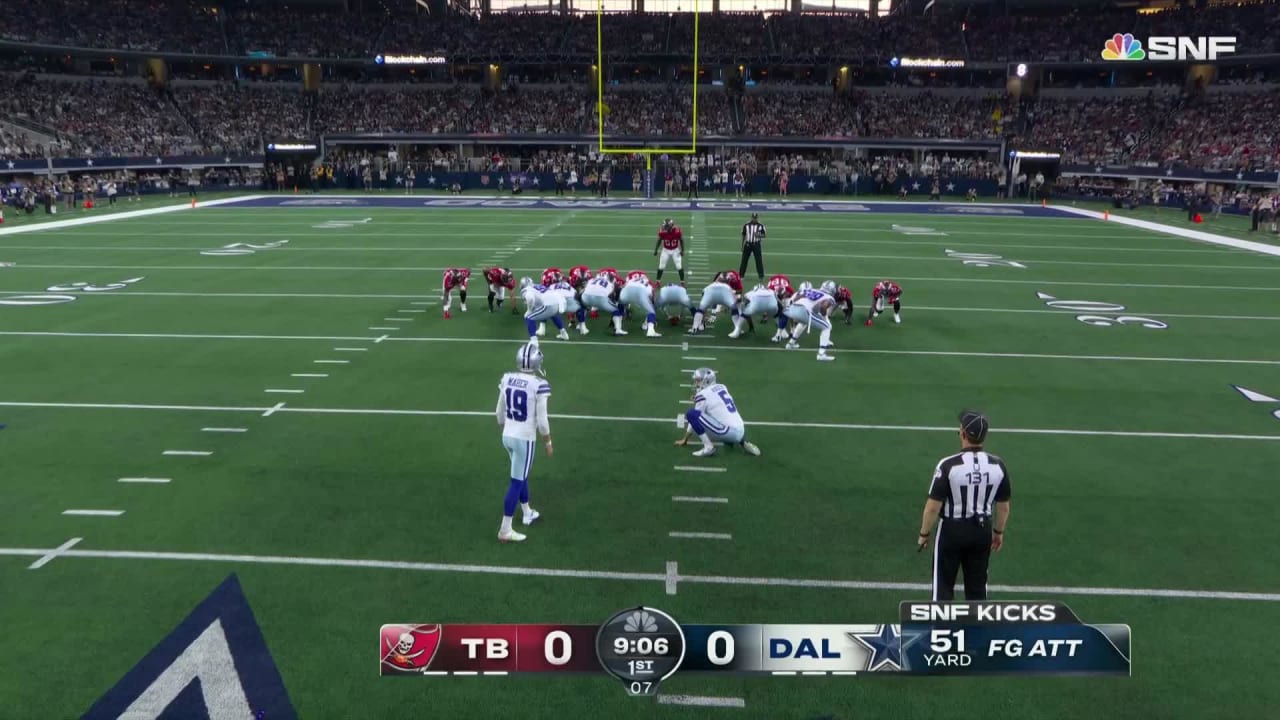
[5,1,1280,63]
[1,73,1278,173]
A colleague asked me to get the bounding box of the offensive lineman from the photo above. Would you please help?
[442,267,470,319]
[582,269,625,335]
[520,278,571,342]
[657,281,696,326]
[653,218,686,283]
[783,282,837,361]
[495,342,551,543]
[619,270,663,338]
[676,368,762,458]
[688,270,743,335]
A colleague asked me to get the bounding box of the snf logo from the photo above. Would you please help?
[1102,33,1237,61]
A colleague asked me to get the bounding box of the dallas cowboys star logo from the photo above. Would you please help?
[703,178,711,187]
[224,157,231,164]
[1164,168,1173,176]
[806,179,816,189]
[849,624,921,671]
[945,182,956,192]
[1236,172,1244,180]
[427,175,436,185]
[532,177,540,186]
[911,182,921,191]
[155,157,163,164]
[7,160,15,169]
[86,159,94,166]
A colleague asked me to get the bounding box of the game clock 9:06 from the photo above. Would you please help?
[595,607,686,696]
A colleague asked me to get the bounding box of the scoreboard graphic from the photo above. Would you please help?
[380,602,1130,694]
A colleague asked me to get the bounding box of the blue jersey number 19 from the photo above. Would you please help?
[505,388,529,422]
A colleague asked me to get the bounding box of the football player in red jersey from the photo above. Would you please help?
[483,267,515,313]
[832,284,855,325]
[441,267,471,319]
[541,267,564,287]
[715,270,744,294]
[866,280,903,326]
[767,274,793,301]
[653,218,686,282]
[568,265,593,289]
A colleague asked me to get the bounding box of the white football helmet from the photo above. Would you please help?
[520,276,533,289]
[820,280,837,295]
[798,281,813,293]
[692,367,716,390]
[516,342,544,375]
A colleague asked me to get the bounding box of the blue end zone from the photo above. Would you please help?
[216,195,1083,218]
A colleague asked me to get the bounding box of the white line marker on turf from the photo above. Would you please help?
[674,466,727,473]
[666,561,679,595]
[202,427,247,433]
[118,477,171,483]
[292,373,328,378]
[399,309,426,313]
[673,496,729,504]
[678,400,693,405]
[62,509,124,517]
[771,672,798,676]
[369,327,398,331]
[163,450,212,456]
[679,383,694,388]
[262,402,285,417]
[670,532,732,540]
[4,544,1278,602]
[383,318,413,322]
[314,360,349,364]
[28,537,83,569]
[333,347,368,352]
[657,695,746,709]
[265,389,304,394]
[681,342,689,351]
[452,671,478,676]
[683,356,717,361]
[374,335,390,344]
[410,301,432,306]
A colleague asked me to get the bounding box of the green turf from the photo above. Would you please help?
[1,197,1279,719]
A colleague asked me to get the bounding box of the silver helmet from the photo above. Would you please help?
[516,342,544,375]
[691,367,717,390]
[820,280,837,295]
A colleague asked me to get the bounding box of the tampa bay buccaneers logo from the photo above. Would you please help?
[379,624,442,674]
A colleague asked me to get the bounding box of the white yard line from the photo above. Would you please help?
[61,509,124,517]
[683,356,718,361]
[673,496,730,504]
[333,347,368,352]
[292,373,328,378]
[118,477,171,483]
[265,389,304,394]
[0,194,262,236]
[313,359,350,364]
[368,326,398,331]
[262,402,286,417]
[27,537,83,570]
[383,318,414,322]
[201,427,247,433]
[669,532,732,540]
[0,400,1274,441]
[674,465,729,472]
[1054,205,1280,258]
[5,331,1277,365]
[8,543,1269,601]
[163,450,212,456]
[657,695,745,709]
[666,561,679,595]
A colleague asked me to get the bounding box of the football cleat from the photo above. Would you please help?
[443,310,452,319]
[498,529,527,543]
[522,509,541,526]
[785,340,799,350]
[536,323,546,337]
[894,313,902,324]
[578,324,589,336]
[556,329,570,340]
[646,326,662,338]
[742,441,761,456]
[460,303,467,312]
[613,329,628,336]
[691,446,716,457]
[727,329,741,339]
[817,354,835,362]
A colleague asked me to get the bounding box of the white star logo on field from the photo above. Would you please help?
[911,182,921,190]
[946,183,956,192]
[86,159,94,166]
[806,179,816,189]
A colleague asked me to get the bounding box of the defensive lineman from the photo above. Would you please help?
[676,368,762,458]
[653,218,686,282]
[495,343,553,543]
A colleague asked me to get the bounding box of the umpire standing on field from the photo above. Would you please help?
[739,212,767,281]
[916,410,1011,601]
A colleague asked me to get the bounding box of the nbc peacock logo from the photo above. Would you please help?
[1102,33,1146,60]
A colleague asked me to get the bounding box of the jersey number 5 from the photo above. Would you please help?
[505,388,529,422]
[716,389,737,413]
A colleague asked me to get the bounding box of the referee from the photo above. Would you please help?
[916,410,1011,601]
[739,212,767,281]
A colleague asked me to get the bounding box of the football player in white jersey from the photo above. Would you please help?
[728,284,778,339]
[688,273,740,335]
[581,270,623,334]
[520,278,570,342]
[656,282,695,326]
[495,343,553,543]
[619,270,662,338]
[783,285,836,361]
[676,368,762,458]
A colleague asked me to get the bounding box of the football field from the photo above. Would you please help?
[2,195,1279,719]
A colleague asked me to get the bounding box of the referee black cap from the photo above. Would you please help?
[750,212,759,221]
[958,409,989,444]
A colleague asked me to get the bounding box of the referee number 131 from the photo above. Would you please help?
[930,629,967,653]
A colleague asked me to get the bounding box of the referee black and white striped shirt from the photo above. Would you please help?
[741,218,766,246]
[928,449,1011,520]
